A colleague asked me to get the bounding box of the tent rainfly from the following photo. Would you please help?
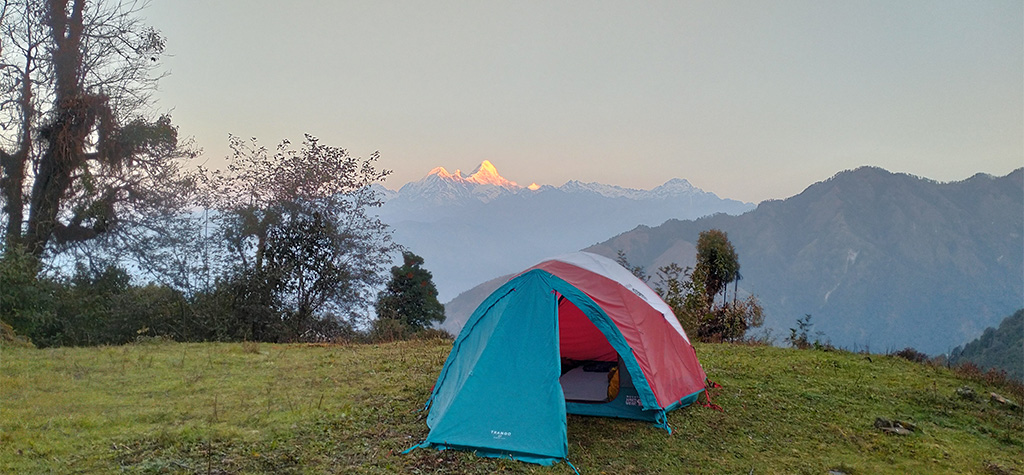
[405,251,708,467]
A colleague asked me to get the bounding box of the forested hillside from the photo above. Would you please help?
[950,310,1024,381]
[586,167,1023,354]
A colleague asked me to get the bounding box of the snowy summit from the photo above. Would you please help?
[427,160,519,189]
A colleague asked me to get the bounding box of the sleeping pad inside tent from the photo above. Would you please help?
[405,252,708,466]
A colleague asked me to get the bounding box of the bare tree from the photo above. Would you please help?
[0,0,192,264]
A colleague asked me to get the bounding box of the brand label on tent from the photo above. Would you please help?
[491,430,512,440]
[625,395,642,407]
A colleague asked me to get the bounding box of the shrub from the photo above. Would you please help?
[294,315,359,343]
[953,362,1024,403]
[739,327,776,346]
[785,314,833,351]
[369,317,413,343]
[188,270,289,342]
[893,347,930,364]
[241,340,261,354]
[413,328,453,341]
[0,247,56,343]
[695,296,765,343]
[33,264,190,347]
[0,320,33,348]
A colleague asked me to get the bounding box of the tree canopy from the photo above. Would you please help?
[0,0,192,263]
[693,228,740,305]
[0,1,407,346]
[646,229,761,342]
[949,309,1023,381]
[201,135,397,335]
[375,251,445,332]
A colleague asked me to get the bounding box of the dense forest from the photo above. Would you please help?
[949,310,1024,382]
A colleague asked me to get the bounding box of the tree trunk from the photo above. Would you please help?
[0,30,37,251]
[22,0,90,258]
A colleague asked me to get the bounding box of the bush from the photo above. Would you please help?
[893,347,930,364]
[739,328,776,346]
[694,296,764,343]
[953,362,1024,404]
[0,247,56,343]
[785,314,833,351]
[413,328,454,341]
[188,270,289,342]
[1,251,197,348]
[31,264,190,347]
[2,249,381,347]
[0,320,33,348]
[293,315,359,343]
[368,318,413,343]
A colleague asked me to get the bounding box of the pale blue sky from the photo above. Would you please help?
[146,0,1022,203]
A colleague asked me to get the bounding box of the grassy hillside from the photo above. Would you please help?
[2,339,1020,474]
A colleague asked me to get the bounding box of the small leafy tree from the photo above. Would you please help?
[786,314,830,350]
[654,262,696,332]
[693,229,739,306]
[200,135,397,339]
[375,251,445,333]
[650,229,762,342]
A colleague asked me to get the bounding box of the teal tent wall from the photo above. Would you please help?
[416,270,568,464]
[411,269,669,465]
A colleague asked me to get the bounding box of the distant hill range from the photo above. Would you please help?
[949,309,1023,382]
[374,160,753,301]
[444,167,1023,355]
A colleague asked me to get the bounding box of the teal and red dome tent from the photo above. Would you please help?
[406,251,708,467]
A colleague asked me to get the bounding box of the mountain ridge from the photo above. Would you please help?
[375,161,755,300]
[585,166,1023,354]
[382,161,744,210]
[441,166,1023,355]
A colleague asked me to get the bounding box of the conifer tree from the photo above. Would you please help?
[376,251,445,331]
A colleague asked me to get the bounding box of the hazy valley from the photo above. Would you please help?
[437,167,1023,356]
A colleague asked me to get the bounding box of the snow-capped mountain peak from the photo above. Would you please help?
[559,180,647,199]
[465,160,518,187]
[423,160,520,189]
[427,166,456,180]
[375,166,755,305]
[556,178,708,200]
[391,160,524,207]
[648,178,704,198]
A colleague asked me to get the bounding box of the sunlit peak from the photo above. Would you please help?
[476,160,498,175]
[465,160,514,187]
[423,160,523,189]
[428,166,454,179]
[528,182,541,191]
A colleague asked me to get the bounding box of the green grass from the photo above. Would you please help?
[1,339,1020,474]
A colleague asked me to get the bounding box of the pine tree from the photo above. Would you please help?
[375,252,445,331]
